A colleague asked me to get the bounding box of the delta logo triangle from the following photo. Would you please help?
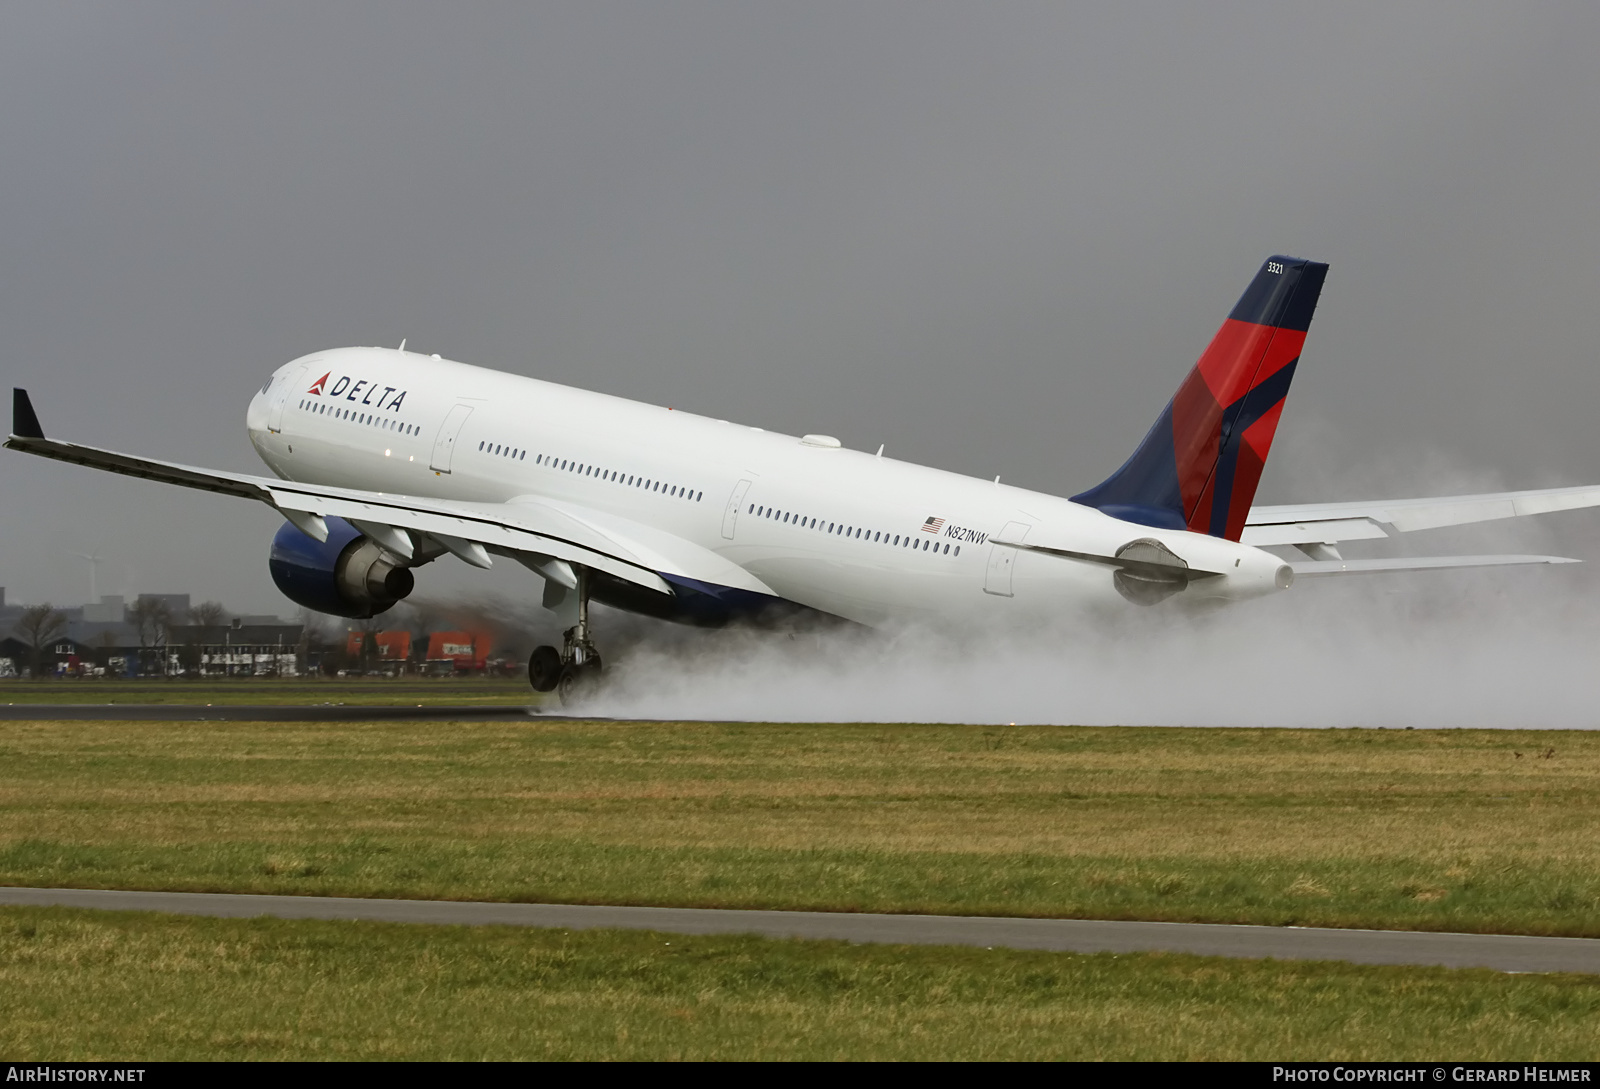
[307,372,330,395]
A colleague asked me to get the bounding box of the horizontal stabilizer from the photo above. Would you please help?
[1290,554,1578,577]
[1245,485,1600,546]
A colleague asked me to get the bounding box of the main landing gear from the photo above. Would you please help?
[527,566,604,703]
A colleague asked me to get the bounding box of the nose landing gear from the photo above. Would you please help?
[527,565,605,703]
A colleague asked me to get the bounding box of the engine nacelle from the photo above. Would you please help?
[268,516,415,619]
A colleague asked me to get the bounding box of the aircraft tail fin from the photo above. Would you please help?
[1070,255,1328,541]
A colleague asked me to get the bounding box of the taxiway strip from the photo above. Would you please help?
[2,887,1596,974]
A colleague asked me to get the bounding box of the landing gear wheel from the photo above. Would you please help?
[557,659,602,704]
[528,645,562,693]
[537,565,609,705]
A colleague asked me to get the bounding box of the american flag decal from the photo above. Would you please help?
[922,517,945,534]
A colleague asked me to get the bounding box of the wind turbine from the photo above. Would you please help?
[72,549,104,603]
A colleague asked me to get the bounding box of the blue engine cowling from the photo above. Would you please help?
[268,516,415,619]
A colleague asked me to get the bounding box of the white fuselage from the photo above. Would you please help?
[246,347,1290,626]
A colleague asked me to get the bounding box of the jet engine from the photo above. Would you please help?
[268,516,415,618]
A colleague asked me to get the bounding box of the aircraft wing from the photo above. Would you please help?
[6,389,773,598]
[1242,485,1600,546]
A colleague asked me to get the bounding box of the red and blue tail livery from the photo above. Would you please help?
[1071,255,1328,541]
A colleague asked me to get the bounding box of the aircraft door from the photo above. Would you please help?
[266,366,305,433]
[430,404,474,473]
[984,521,1031,597]
[722,479,753,539]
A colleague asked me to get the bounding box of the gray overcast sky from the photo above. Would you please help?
[4,2,1600,614]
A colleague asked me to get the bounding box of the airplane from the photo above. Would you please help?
[10,255,1600,699]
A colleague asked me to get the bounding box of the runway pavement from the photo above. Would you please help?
[0,703,541,721]
[3,887,1597,974]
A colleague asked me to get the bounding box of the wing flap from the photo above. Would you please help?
[266,486,673,595]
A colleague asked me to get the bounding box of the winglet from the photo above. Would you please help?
[12,389,44,439]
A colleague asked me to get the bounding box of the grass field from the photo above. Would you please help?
[0,677,537,706]
[3,905,1597,1061]
[2,718,1597,936]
